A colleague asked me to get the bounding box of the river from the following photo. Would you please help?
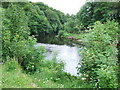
[36,42,81,76]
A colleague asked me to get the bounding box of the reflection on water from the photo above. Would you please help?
[36,35,75,46]
[36,43,81,76]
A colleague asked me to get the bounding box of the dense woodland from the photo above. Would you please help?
[1,1,120,88]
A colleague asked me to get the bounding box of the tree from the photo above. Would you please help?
[35,2,66,35]
[18,2,53,36]
[2,2,46,72]
[64,15,81,33]
[2,3,30,59]
[44,9,62,34]
[77,2,120,28]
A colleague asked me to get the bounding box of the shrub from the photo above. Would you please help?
[2,3,46,73]
[21,45,46,73]
[77,20,119,88]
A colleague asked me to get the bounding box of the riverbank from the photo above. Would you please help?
[56,33,87,44]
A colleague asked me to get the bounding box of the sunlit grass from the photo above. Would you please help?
[28,59,93,88]
[64,33,88,40]
[2,59,38,88]
[2,58,93,88]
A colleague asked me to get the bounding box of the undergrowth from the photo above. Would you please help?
[2,57,93,88]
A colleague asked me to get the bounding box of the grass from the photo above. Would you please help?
[29,60,80,88]
[63,32,88,40]
[27,59,93,88]
[2,58,39,88]
[2,57,93,88]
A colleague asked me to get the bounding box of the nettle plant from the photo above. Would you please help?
[77,20,119,88]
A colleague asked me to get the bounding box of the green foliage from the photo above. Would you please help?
[44,9,62,34]
[77,20,119,88]
[22,45,46,73]
[58,30,65,37]
[2,58,38,88]
[55,10,67,25]
[2,3,46,73]
[2,3,30,58]
[29,58,93,88]
[2,2,67,38]
[26,4,52,35]
[2,1,119,89]
[4,57,20,71]
[2,56,93,88]
[77,2,120,27]
[61,33,87,40]
[64,16,82,33]
[35,2,67,35]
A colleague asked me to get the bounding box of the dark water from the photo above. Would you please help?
[36,35,76,46]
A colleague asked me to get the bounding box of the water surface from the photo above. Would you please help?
[36,43,81,76]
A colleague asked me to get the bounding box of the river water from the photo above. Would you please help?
[36,43,81,76]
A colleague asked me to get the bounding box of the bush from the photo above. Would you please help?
[2,3,46,73]
[21,45,46,73]
[77,20,119,88]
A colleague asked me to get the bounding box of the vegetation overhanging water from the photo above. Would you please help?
[1,1,119,88]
